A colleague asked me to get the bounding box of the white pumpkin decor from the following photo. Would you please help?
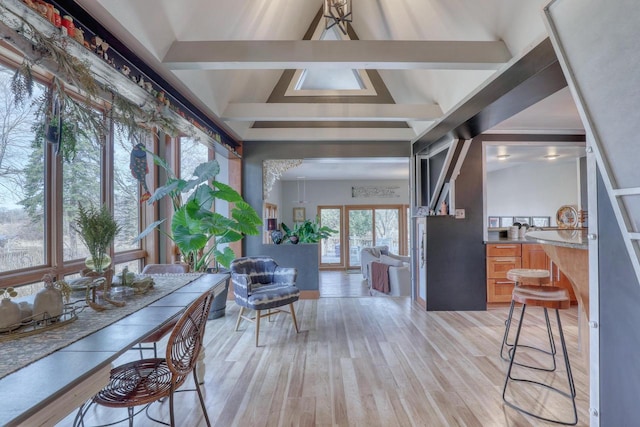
[33,274,63,321]
[0,287,21,331]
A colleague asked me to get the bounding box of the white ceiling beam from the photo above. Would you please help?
[241,127,417,141]
[221,103,442,121]
[163,40,511,70]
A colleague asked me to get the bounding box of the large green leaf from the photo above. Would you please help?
[211,181,244,203]
[132,219,167,243]
[188,185,215,211]
[214,246,237,269]
[193,160,220,181]
[172,223,208,253]
[148,179,183,204]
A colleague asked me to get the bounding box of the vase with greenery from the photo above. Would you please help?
[281,217,337,244]
[134,154,262,272]
[73,203,121,273]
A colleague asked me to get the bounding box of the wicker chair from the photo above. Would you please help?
[137,263,190,358]
[231,256,300,346]
[78,288,215,427]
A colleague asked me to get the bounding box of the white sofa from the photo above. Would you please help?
[360,246,411,296]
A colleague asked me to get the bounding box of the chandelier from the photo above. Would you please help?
[324,0,352,35]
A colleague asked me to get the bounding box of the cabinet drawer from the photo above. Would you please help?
[486,244,522,257]
[487,257,521,278]
[487,279,516,303]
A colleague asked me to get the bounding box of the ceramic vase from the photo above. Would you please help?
[271,230,284,244]
[33,285,63,321]
[0,298,21,330]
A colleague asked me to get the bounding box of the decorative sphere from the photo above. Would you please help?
[85,254,112,272]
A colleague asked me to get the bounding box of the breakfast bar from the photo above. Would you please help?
[525,229,589,318]
[0,273,228,427]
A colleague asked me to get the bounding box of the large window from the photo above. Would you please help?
[0,65,46,272]
[113,130,146,252]
[62,112,102,262]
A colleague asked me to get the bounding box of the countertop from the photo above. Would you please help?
[525,229,589,249]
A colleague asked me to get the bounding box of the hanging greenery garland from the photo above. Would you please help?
[1,3,178,161]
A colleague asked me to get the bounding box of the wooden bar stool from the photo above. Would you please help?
[500,268,551,361]
[502,285,577,425]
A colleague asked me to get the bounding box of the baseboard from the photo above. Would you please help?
[300,290,320,299]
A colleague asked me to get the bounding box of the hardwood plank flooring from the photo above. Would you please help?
[319,270,369,297]
[60,295,589,427]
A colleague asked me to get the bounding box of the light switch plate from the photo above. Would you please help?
[455,208,465,219]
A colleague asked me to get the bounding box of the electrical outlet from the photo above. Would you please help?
[455,208,465,219]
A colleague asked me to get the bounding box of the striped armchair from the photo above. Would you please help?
[230,256,300,346]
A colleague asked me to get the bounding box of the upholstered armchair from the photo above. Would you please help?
[360,246,411,296]
[231,256,300,346]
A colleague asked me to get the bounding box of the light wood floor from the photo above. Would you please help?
[319,270,369,297]
[60,289,589,426]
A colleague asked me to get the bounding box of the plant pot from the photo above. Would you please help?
[207,273,230,319]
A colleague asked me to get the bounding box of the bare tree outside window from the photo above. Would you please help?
[0,66,45,272]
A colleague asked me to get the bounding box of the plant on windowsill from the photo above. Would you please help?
[134,154,262,272]
[72,203,121,275]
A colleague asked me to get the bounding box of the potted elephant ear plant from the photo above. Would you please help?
[134,154,261,318]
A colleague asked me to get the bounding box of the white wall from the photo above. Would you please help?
[275,179,409,226]
[487,160,579,226]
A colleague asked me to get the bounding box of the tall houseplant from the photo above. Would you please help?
[135,154,261,272]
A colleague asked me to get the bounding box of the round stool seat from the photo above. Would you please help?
[507,268,551,285]
[512,285,571,310]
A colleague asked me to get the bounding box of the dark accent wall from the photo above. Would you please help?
[597,169,640,424]
[257,244,319,292]
[426,139,485,310]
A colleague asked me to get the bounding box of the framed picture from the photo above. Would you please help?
[531,216,551,227]
[500,217,514,227]
[488,216,500,228]
[514,216,531,225]
[293,207,306,222]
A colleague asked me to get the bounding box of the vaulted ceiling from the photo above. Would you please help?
[72,0,561,146]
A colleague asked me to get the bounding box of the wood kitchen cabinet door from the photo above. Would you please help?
[522,244,550,271]
[487,256,521,279]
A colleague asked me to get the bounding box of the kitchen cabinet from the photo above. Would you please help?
[487,242,576,303]
[486,243,521,303]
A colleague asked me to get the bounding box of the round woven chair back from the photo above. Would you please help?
[166,289,214,382]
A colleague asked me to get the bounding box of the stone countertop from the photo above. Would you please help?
[484,237,541,244]
[525,229,588,249]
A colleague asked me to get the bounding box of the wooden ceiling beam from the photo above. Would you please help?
[163,40,511,70]
[221,103,442,121]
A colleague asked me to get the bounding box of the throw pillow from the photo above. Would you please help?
[379,254,404,267]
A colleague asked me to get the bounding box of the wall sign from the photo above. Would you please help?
[351,186,400,198]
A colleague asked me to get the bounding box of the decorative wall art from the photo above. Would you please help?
[293,207,306,222]
[531,216,551,227]
[351,186,400,198]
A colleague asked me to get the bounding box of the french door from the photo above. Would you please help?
[346,205,406,269]
[319,205,407,269]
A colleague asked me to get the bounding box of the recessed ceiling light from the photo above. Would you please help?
[544,154,560,159]
[496,154,510,160]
